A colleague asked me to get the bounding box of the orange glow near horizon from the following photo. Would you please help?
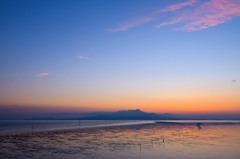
[1,91,239,114]
[1,0,240,119]
[1,80,239,114]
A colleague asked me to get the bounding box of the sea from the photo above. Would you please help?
[0,120,240,159]
[0,120,154,135]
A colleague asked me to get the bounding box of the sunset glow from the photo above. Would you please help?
[0,0,240,116]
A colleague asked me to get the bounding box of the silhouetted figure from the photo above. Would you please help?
[31,120,34,130]
[196,123,202,130]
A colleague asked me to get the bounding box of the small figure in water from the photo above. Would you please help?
[197,123,202,130]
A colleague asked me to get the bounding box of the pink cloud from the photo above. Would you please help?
[77,52,89,60]
[109,0,196,32]
[77,55,88,60]
[160,0,198,12]
[109,17,154,32]
[36,72,49,77]
[157,0,240,32]
[110,0,240,32]
[156,16,185,28]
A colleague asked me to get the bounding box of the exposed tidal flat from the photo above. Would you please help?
[0,121,240,159]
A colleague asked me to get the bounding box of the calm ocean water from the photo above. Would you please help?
[0,120,240,159]
[0,120,154,135]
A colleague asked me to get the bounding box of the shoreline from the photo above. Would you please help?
[1,120,240,137]
[0,120,154,137]
[1,121,239,159]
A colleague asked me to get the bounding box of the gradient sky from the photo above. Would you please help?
[0,0,240,114]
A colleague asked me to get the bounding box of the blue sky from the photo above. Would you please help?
[0,0,240,113]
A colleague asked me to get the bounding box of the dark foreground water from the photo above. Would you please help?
[0,121,240,159]
[0,120,153,135]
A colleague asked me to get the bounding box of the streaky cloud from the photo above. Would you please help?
[36,72,50,77]
[109,17,154,32]
[156,16,185,28]
[159,0,198,12]
[109,0,197,32]
[77,55,88,60]
[110,0,240,32]
[77,52,89,60]
[157,0,240,32]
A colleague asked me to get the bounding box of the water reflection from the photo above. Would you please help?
[0,123,240,159]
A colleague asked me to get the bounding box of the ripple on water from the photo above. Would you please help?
[0,123,240,159]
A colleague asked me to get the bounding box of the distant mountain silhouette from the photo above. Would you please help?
[2,106,239,120]
[79,109,177,120]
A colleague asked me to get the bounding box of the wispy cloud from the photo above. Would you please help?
[109,0,196,32]
[77,52,89,60]
[109,17,154,32]
[110,0,240,32]
[159,0,197,12]
[77,55,88,60]
[36,72,49,77]
[156,16,185,29]
[157,0,240,32]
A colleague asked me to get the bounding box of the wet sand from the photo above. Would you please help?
[1,123,240,159]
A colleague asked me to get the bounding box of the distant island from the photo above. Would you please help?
[1,106,240,120]
[79,109,176,120]
[31,109,240,120]
[30,109,175,120]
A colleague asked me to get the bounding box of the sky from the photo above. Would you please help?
[0,0,240,115]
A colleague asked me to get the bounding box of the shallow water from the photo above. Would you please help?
[0,122,240,159]
[0,120,153,135]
